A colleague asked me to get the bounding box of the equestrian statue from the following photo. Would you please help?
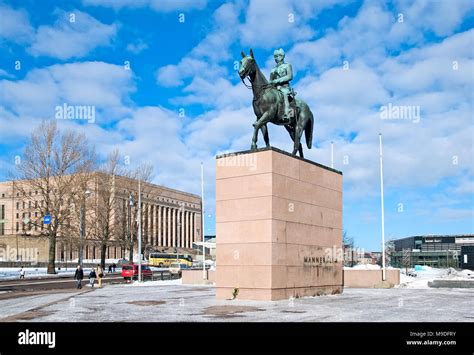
[238,48,314,158]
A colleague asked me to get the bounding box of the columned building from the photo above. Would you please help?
[0,174,202,263]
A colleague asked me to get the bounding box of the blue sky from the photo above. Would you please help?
[0,0,473,251]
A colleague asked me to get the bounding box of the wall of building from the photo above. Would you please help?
[343,269,400,288]
[181,269,215,285]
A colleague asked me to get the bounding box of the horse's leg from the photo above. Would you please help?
[261,124,270,148]
[292,121,304,156]
[285,124,303,157]
[251,121,259,150]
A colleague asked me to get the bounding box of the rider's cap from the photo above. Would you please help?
[273,48,285,57]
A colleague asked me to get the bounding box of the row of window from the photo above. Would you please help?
[0,191,41,198]
[15,200,44,210]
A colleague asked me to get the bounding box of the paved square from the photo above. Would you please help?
[1,281,473,322]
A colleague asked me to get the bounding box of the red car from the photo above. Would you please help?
[121,264,153,281]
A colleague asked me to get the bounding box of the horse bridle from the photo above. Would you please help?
[241,75,274,91]
[240,60,272,90]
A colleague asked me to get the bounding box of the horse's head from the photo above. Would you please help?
[238,49,256,79]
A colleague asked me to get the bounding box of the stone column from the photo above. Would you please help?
[158,205,162,246]
[156,205,159,246]
[172,208,176,247]
[181,210,185,248]
[188,211,192,247]
[183,211,188,248]
[167,207,171,247]
[190,211,194,246]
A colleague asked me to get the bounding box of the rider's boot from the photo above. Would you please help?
[282,95,290,122]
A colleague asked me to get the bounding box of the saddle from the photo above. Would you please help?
[275,90,298,123]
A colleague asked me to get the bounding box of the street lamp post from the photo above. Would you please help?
[128,193,134,263]
[201,163,206,280]
[138,178,142,282]
[379,134,386,281]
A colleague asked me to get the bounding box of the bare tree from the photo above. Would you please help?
[92,149,125,268]
[384,238,396,267]
[14,121,95,274]
[115,163,154,263]
[343,230,355,267]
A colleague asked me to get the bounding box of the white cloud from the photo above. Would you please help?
[82,0,208,12]
[156,2,240,88]
[126,39,148,54]
[0,61,134,122]
[0,3,34,43]
[393,0,474,37]
[28,9,117,60]
[0,68,14,79]
[239,0,353,49]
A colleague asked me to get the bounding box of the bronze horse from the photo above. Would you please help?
[238,49,314,157]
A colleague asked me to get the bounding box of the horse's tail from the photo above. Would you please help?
[305,109,314,149]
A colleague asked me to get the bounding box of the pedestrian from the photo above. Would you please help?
[108,264,112,273]
[89,268,97,288]
[112,263,116,272]
[74,265,84,289]
[97,264,104,288]
[19,266,25,279]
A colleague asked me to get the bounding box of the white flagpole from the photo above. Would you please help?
[138,178,142,282]
[379,134,386,281]
[331,141,334,169]
[201,163,206,280]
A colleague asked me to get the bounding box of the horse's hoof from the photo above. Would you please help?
[251,144,257,150]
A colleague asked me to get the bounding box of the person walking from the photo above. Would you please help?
[112,263,116,273]
[74,265,84,289]
[108,264,112,273]
[19,266,25,279]
[89,267,97,288]
[97,265,104,288]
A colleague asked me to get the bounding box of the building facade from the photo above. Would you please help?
[391,234,474,269]
[0,174,202,264]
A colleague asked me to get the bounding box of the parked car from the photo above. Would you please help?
[169,262,189,278]
[121,264,153,281]
[116,258,129,266]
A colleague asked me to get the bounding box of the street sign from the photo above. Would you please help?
[43,215,51,224]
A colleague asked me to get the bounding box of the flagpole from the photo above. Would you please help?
[201,163,206,280]
[331,141,334,169]
[379,134,386,281]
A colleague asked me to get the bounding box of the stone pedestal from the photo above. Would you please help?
[215,147,343,301]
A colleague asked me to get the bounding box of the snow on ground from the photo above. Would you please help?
[397,266,474,289]
[0,266,121,280]
[0,267,76,280]
[127,279,182,287]
[12,284,473,322]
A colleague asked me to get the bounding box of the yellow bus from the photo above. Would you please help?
[149,253,193,267]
